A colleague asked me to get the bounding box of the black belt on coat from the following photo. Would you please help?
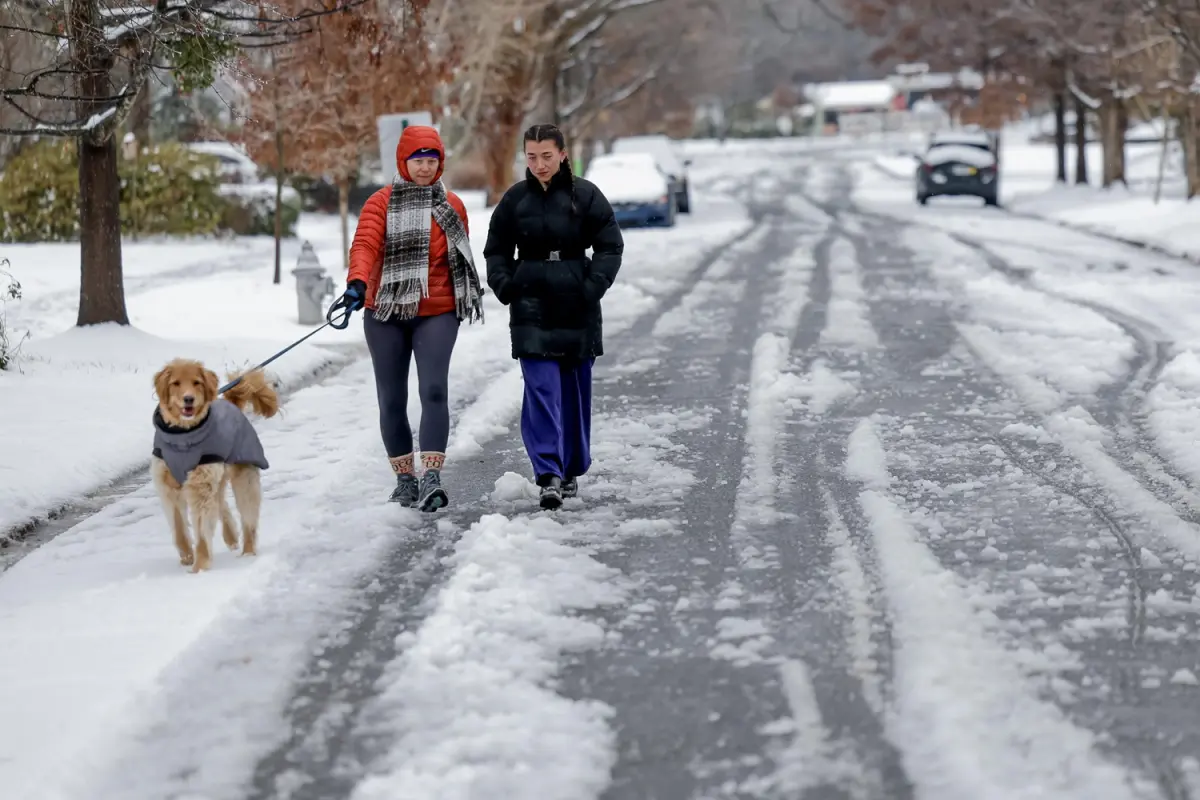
[518,250,586,262]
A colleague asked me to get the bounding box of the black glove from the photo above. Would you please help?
[327,280,366,328]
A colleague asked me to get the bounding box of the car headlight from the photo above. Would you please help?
[932,173,948,184]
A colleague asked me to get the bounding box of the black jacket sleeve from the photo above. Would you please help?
[581,184,624,304]
[484,188,520,305]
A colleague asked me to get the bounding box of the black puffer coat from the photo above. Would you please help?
[484,167,624,360]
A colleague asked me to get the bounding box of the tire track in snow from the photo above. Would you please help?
[554,215,824,799]
[844,417,1151,800]
[945,234,1200,532]
[774,206,911,797]
[720,220,888,798]
[830,188,1198,799]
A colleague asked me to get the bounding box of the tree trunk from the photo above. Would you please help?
[1114,101,1128,185]
[273,169,284,285]
[1183,103,1200,199]
[271,49,285,285]
[529,51,560,126]
[338,176,350,272]
[1073,94,1088,184]
[1100,100,1128,188]
[1054,91,1068,183]
[128,73,152,144]
[484,119,521,205]
[71,0,128,326]
[76,137,129,326]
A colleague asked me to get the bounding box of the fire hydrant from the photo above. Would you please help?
[291,241,335,325]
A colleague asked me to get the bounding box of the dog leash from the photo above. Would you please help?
[218,305,353,394]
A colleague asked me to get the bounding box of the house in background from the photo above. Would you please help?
[802,80,898,135]
[886,63,984,110]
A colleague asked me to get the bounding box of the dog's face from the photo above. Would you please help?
[154,359,219,427]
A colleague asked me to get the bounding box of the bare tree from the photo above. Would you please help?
[0,0,369,326]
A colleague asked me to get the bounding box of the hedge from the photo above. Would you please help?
[0,141,299,242]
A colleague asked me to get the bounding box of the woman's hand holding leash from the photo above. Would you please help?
[327,280,367,330]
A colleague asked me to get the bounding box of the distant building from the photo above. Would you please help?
[802,80,897,134]
[886,64,984,110]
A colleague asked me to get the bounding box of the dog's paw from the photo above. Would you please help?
[179,552,195,567]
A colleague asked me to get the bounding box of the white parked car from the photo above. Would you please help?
[584,152,677,228]
[611,135,692,213]
[184,141,261,184]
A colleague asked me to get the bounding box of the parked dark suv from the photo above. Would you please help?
[915,129,999,207]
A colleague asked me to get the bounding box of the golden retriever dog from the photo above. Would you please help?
[150,358,279,573]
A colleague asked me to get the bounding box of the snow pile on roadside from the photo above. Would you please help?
[1010,184,1200,261]
[845,418,1148,799]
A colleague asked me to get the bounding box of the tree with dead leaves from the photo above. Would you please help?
[238,0,441,279]
[0,0,370,325]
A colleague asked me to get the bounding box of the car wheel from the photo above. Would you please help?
[917,193,929,206]
[983,193,999,207]
[678,186,691,213]
[664,198,677,227]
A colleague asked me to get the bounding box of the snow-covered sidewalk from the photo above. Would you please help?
[0,214,358,535]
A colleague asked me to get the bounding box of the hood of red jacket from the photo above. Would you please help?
[396,125,445,183]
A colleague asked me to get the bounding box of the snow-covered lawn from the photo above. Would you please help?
[0,184,753,798]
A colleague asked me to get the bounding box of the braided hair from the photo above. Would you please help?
[524,123,576,216]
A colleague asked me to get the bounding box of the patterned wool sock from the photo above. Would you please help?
[421,451,446,472]
[390,453,415,475]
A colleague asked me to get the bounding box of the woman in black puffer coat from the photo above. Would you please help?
[484,123,624,509]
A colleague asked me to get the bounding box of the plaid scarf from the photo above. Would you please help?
[374,178,485,323]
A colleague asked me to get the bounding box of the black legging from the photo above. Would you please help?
[363,310,460,456]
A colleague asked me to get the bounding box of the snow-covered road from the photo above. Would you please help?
[4,147,1200,799]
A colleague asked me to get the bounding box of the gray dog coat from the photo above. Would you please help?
[152,398,269,485]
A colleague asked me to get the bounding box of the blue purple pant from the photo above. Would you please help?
[519,357,594,482]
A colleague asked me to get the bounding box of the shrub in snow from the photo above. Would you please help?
[0,258,24,370]
[0,142,295,241]
[217,184,301,237]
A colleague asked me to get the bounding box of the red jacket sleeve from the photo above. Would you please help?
[447,191,470,236]
[347,187,391,286]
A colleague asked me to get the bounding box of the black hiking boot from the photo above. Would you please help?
[389,473,419,506]
[419,469,449,512]
[538,475,563,510]
[562,476,578,499]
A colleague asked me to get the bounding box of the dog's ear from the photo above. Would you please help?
[153,364,173,406]
[202,367,220,403]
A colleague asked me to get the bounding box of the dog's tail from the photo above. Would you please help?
[223,369,280,419]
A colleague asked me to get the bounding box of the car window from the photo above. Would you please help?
[928,141,990,153]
